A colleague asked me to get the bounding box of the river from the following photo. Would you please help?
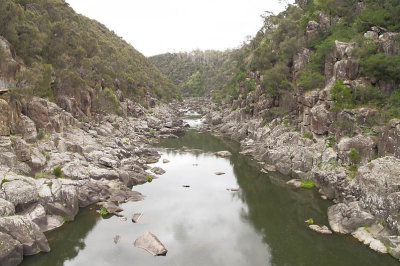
[21,117,398,266]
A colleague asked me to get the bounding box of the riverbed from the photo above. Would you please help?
[22,127,398,266]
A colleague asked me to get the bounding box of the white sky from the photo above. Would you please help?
[65,0,291,57]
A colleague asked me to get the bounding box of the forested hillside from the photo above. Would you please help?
[217,0,400,120]
[150,50,241,97]
[0,0,178,114]
[153,0,400,122]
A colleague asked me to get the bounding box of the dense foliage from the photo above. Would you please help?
[203,0,400,121]
[0,0,177,112]
[150,50,241,97]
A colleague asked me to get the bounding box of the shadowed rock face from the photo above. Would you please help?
[0,216,50,255]
[0,232,23,266]
[0,36,21,90]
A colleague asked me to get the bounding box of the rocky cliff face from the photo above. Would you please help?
[0,36,22,91]
[0,35,188,265]
[197,23,400,260]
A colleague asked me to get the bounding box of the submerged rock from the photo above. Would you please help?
[309,224,333,235]
[215,172,225,176]
[132,213,142,223]
[162,159,170,164]
[134,231,168,256]
[215,151,232,157]
[114,235,121,244]
[151,167,166,175]
[286,179,302,188]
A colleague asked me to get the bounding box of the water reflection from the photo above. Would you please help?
[22,130,398,266]
[21,208,100,266]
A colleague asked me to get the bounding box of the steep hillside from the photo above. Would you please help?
[149,50,241,97]
[0,0,178,115]
[214,0,400,120]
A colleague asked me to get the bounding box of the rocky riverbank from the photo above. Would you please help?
[182,92,400,260]
[0,95,187,265]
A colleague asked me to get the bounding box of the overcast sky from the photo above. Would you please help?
[65,0,292,57]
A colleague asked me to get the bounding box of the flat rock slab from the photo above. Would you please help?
[162,159,170,164]
[215,172,225,176]
[132,213,143,223]
[151,167,166,175]
[215,151,232,157]
[286,179,302,188]
[134,231,167,256]
[309,224,333,235]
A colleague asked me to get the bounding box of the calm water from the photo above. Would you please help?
[22,129,398,266]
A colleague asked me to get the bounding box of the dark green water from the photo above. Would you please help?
[22,130,398,266]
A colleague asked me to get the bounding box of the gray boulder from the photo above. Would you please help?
[0,198,15,216]
[134,231,168,256]
[328,202,375,234]
[0,232,23,266]
[0,216,50,255]
[2,179,38,208]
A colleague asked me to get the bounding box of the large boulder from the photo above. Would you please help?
[0,99,10,136]
[134,231,168,256]
[378,119,400,158]
[0,216,50,255]
[15,115,37,143]
[310,103,331,135]
[328,202,375,234]
[1,178,39,209]
[378,32,400,55]
[337,135,377,164]
[11,137,31,162]
[0,232,23,266]
[0,198,15,217]
[353,157,400,234]
[36,179,79,221]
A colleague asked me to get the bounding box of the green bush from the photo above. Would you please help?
[53,166,63,178]
[297,70,325,91]
[360,54,400,83]
[302,132,313,139]
[349,148,361,164]
[99,207,108,216]
[326,136,336,148]
[37,129,45,140]
[348,165,358,179]
[308,218,314,225]
[330,79,355,109]
[301,179,314,189]
[146,174,153,183]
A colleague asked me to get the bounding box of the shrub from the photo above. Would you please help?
[302,132,313,139]
[330,79,355,109]
[301,179,314,189]
[34,171,49,179]
[0,179,9,188]
[349,148,361,164]
[53,166,63,178]
[146,174,153,183]
[297,70,325,91]
[326,136,336,148]
[348,165,358,179]
[360,54,400,83]
[37,129,45,140]
[99,207,108,216]
[308,218,314,225]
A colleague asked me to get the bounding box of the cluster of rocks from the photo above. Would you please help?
[0,93,186,264]
[190,22,400,260]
